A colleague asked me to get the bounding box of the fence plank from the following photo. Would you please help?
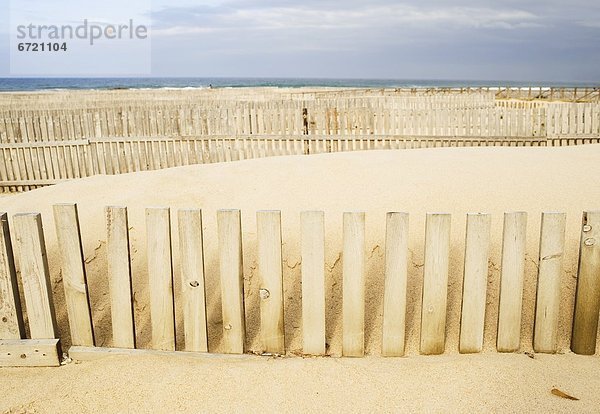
[301,211,326,355]
[217,209,246,354]
[146,207,175,351]
[106,206,136,349]
[459,213,491,353]
[0,213,24,339]
[257,211,285,354]
[0,338,61,367]
[497,212,527,352]
[420,213,451,355]
[342,212,366,357]
[533,212,566,353]
[13,213,57,339]
[53,204,94,346]
[571,211,600,355]
[382,212,409,356]
[178,209,208,353]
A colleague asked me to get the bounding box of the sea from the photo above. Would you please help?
[0,77,597,92]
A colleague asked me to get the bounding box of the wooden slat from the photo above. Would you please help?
[0,338,61,367]
[0,213,25,339]
[300,211,326,355]
[342,212,366,357]
[381,212,409,357]
[533,212,566,353]
[459,213,491,353]
[13,213,57,339]
[178,209,208,353]
[257,210,285,354]
[146,207,175,351]
[420,213,451,355]
[571,211,600,355]
[217,209,246,354]
[53,204,94,346]
[105,206,135,349]
[497,212,527,352]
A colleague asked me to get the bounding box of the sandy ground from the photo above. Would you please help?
[1,353,599,413]
[1,145,600,412]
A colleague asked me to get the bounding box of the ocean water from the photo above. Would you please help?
[0,77,597,92]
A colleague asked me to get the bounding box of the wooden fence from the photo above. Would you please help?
[1,205,599,366]
[7,99,600,141]
[0,90,599,191]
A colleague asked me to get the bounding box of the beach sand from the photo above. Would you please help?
[1,144,600,412]
[1,353,598,413]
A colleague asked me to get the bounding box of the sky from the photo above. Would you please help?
[1,0,599,81]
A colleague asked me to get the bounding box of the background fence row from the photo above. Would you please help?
[0,135,578,192]
[0,89,599,191]
[2,100,599,141]
[1,206,599,366]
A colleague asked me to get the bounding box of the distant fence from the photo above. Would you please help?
[1,205,599,366]
[0,135,565,191]
[0,90,599,191]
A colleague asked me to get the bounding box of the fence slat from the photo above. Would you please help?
[533,212,566,353]
[342,212,365,357]
[0,213,24,339]
[106,206,135,349]
[217,209,246,354]
[178,209,208,353]
[382,212,409,356]
[571,211,600,355]
[459,213,491,353]
[420,213,451,355]
[13,213,57,339]
[257,211,285,354]
[497,212,527,352]
[301,211,326,355]
[146,207,175,351]
[53,204,94,346]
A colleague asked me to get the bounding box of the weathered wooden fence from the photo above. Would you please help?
[1,90,599,191]
[1,205,599,366]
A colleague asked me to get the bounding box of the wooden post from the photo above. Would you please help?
[301,211,326,355]
[420,213,451,355]
[571,211,600,355]
[257,211,285,354]
[0,213,24,339]
[13,213,57,339]
[342,212,365,357]
[106,206,136,349]
[497,212,527,352]
[178,209,208,353]
[217,209,246,354]
[459,213,491,353]
[382,212,409,357]
[53,204,94,346]
[146,207,175,351]
[533,212,566,353]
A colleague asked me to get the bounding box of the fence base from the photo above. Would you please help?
[0,339,61,367]
[68,346,255,362]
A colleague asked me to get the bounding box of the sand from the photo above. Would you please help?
[1,144,600,412]
[1,353,599,413]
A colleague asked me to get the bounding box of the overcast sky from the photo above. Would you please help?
[1,0,599,81]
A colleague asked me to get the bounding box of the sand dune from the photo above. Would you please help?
[2,144,600,357]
